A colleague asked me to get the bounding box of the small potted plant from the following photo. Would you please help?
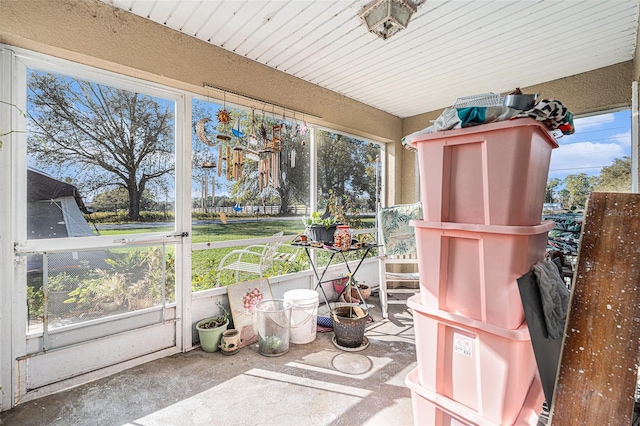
[333,276,371,303]
[302,211,339,243]
[196,301,230,353]
[302,190,362,244]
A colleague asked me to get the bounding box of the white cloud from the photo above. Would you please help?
[573,113,616,131]
[546,109,630,183]
[613,130,632,150]
[548,141,626,180]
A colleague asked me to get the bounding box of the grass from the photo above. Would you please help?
[95,216,376,289]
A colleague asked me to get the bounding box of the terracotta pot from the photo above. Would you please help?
[338,284,371,303]
[353,284,371,300]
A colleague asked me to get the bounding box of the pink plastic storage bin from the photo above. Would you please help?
[408,296,539,424]
[405,367,544,426]
[411,118,558,226]
[413,220,554,329]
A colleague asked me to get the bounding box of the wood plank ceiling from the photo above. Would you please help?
[101,0,639,118]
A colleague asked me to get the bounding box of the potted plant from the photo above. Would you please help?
[302,190,363,244]
[303,211,339,243]
[333,276,371,303]
[330,304,369,349]
[196,301,230,353]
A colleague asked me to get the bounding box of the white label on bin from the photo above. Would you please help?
[453,333,473,357]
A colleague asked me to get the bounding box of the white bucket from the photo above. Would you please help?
[284,289,319,344]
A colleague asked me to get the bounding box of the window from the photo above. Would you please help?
[546,109,632,211]
[25,69,177,332]
[316,129,382,228]
[188,102,384,288]
[544,109,631,265]
[190,98,311,288]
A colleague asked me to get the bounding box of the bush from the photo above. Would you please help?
[48,272,80,292]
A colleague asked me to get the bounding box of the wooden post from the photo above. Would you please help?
[550,192,640,425]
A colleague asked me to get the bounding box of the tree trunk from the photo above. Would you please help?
[128,182,141,221]
[128,191,141,220]
[278,187,290,216]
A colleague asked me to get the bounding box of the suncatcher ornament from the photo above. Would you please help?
[217,92,231,125]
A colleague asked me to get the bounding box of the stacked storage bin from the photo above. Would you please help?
[405,118,559,425]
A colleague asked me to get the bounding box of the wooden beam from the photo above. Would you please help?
[550,192,640,424]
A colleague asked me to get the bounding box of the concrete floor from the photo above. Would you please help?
[1,299,417,426]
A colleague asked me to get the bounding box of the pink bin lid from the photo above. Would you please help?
[410,220,556,236]
[410,117,559,149]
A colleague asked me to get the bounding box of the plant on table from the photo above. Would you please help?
[302,210,338,229]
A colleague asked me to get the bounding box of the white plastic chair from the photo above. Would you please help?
[216,232,299,282]
[377,202,422,318]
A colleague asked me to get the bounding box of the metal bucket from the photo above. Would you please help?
[503,94,539,111]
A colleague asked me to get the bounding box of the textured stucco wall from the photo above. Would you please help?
[0,0,405,203]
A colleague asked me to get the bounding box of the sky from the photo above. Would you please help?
[547,109,632,183]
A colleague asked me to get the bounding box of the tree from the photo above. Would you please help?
[27,71,175,220]
[592,156,631,192]
[91,187,129,212]
[316,131,380,213]
[92,187,157,213]
[562,173,594,209]
[350,143,381,211]
[545,178,561,203]
[557,188,570,208]
[317,131,354,204]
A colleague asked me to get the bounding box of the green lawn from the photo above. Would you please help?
[97,217,375,289]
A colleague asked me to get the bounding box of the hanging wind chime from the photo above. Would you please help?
[197,96,307,192]
[244,108,260,161]
[231,118,245,180]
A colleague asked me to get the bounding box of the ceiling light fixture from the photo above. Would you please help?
[358,0,418,40]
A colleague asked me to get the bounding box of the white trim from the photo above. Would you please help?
[177,93,192,351]
[0,46,16,412]
[15,233,185,254]
[9,45,187,101]
[381,143,388,208]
